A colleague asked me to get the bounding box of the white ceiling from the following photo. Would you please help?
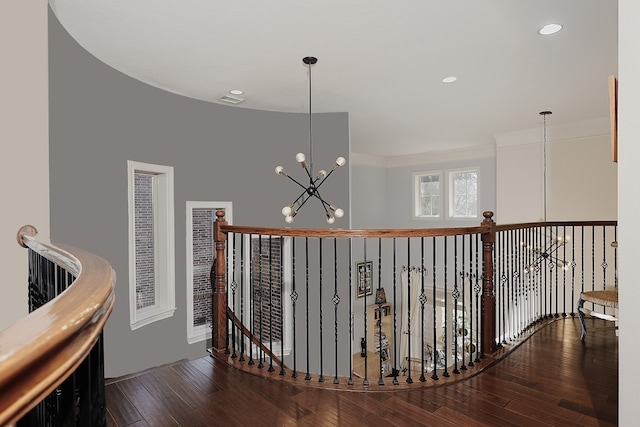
[49,0,617,158]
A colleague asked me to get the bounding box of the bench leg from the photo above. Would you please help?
[577,297,587,341]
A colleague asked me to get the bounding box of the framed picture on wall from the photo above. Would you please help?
[356,261,373,298]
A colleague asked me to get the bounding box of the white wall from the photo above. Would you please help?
[618,0,638,423]
[0,1,50,330]
[496,118,617,223]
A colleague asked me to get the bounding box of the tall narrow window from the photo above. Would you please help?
[186,201,232,344]
[413,171,441,219]
[449,168,479,218]
[128,161,175,330]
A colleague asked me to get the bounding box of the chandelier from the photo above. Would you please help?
[523,111,570,272]
[275,57,346,224]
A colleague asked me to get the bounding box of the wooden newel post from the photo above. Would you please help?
[481,211,497,355]
[212,209,228,353]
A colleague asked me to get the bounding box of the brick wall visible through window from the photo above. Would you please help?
[192,209,214,327]
[135,172,155,309]
[252,237,283,342]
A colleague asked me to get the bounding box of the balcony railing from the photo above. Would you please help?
[210,211,617,388]
[0,226,115,426]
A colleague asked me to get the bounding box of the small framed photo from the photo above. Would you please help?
[356,261,373,298]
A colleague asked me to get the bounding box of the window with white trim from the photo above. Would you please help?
[186,201,232,344]
[413,171,441,219]
[448,168,478,219]
[127,161,175,330]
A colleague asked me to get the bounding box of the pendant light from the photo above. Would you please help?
[275,57,345,224]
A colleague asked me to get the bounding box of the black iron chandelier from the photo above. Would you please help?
[275,57,345,224]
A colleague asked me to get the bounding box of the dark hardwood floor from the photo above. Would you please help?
[105,317,617,426]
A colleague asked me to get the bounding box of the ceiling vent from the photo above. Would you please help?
[218,94,245,105]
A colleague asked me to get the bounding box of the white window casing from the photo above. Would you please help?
[413,170,442,220]
[186,201,233,344]
[127,160,176,330]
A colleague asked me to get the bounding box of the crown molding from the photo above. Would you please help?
[352,144,495,168]
[495,116,610,148]
[350,152,388,167]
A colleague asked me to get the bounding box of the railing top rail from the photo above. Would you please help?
[220,224,491,238]
[0,226,116,426]
[496,220,617,232]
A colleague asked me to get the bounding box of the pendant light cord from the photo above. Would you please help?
[540,111,552,223]
[308,61,313,179]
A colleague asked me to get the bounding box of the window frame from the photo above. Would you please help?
[412,170,442,220]
[185,201,233,344]
[127,160,176,330]
[447,167,480,220]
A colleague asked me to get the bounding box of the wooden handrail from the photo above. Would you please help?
[496,220,617,232]
[221,224,491,238]
[0,227,116,426]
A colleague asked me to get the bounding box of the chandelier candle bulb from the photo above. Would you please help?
[275,166,287,176]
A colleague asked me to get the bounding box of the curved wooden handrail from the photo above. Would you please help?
[221,224,491,238]
[0,227,116,426]
[496,220,617,232]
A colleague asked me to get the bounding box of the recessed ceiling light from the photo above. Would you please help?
[442,76,457,83]
[229,89,244,95]
[538,23,563,35]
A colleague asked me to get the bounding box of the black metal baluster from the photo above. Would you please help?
[291,237,298,378]
[392,237,399,385]
[305,237,311,381]
[318,238,325,383]
[239,234,246,362]
[224,237,231,354]
[231,233,237,359]
[460,235,468,370]
[347,237,354,385]
[614,225,618,290]
[374,238,384,386]
[602,226,609,315]
[551,225,560,319]
[405,238,412,384]
[581,226,585,296]
[570,225,576,317]
[279,236,286,376]
[268,236,275,373]
[562,225,567,317]
[442,237,450,378]
[475,234,482,363]
[468,234,475,368]
[363,237,369,387]
[431,237,439,379]
[500,231,506,345]
[419,237,426,382]
[248,234,255,366]
[333,237,340,384]
[452,235,460,375]
[258,235,264,369]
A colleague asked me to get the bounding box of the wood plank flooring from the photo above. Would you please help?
[105,317,617,426]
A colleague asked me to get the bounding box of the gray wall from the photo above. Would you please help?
[49,11,350,377]
[351,164,388,228]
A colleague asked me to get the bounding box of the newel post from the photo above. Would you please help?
[481,211,498,355]
[212,209,228,353]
